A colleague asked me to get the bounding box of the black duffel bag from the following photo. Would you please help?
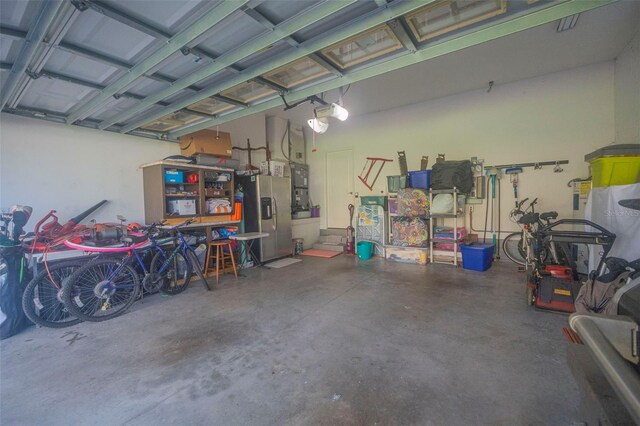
[430,160,474,193]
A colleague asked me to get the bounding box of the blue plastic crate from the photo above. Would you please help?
[407,170,431,189]
[460,244,494,272]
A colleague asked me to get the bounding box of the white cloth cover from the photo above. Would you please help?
[585,183,640,271]
[431,194,453,214]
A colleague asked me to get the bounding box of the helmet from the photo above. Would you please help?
[127,222,142,232]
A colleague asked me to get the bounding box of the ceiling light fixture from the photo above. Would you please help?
[307,103,349,133]
[557,14,579,32]
[307,117,329,134]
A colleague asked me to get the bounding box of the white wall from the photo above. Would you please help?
[307,62,616,233]
[614,28,640,145]
[0,114,178,228]
[217,112,268,167]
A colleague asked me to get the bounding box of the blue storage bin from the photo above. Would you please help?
[460,244,494,272]
[408,170,431,189]
[165,169,184,183]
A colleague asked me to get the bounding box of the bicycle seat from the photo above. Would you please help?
[518,212,539,225]
[540,211,558,221]
[627,258,640,271]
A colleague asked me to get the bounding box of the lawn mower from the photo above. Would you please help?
[526,218,616,314]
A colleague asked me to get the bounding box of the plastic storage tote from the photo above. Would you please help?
[357,241,374,260]
[164,169,184,183]
[585,144,640,187]
[460,244,494,272]
[589,156,640,187]
[387,175,407,193]
[407,170,431,189]
[360,196,388,209]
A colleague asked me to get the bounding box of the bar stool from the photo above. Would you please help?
[204,240,237,284]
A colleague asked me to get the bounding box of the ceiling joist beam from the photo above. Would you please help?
[119,0,433,134]
[4,106,178,142]
[0,26,205,91]
[169,0,615,138]
[8,2,82,109]
[241,8,344,78]
[75,0,228,69]
[98,0,356,131]
[65,0,250,124]
[0,0,65,110]
[388,20,417,53]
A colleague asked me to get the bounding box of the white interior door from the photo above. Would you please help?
[326,150,354,229]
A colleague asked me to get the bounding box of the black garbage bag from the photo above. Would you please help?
[431,160,474,193]
[0,246,33,339]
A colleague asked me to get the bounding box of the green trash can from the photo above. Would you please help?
[357,241,374,260]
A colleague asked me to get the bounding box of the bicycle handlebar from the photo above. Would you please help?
[517,198,529,210]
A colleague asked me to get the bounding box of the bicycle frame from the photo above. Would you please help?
[99,222,206,294]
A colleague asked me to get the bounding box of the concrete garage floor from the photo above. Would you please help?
[1,256,581,425]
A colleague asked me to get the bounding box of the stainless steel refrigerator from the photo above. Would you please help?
[236,175,292,263]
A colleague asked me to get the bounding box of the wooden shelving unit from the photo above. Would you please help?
[141,161,235,225]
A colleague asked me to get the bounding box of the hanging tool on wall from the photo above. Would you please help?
[397,151,408,175]
[232,138,270,170]
[505,167,523,208]
[420,156,429,171]
[553,161,564,173]
[483,167,502,259]
[346,204,355,254]
[358,157,393,190]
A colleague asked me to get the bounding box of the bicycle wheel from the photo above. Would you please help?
[186,249,211,291]
[152,251,191,295]
[22,260,85,328]
[502,232,526,266]
[63,258,140,322]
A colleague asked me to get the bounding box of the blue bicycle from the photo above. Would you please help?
[62,219,210,322]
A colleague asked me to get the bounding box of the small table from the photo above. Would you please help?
[229,232,269,268]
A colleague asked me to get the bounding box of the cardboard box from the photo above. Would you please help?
[167,199,197,216]
[179,130,233,158]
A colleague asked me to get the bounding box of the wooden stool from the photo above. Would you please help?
[204,240,238,284]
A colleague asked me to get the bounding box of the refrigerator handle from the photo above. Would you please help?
[272,197,278,229]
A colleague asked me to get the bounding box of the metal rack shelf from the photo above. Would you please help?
[429,187,462,266]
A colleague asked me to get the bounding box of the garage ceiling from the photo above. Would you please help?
[0,0,631,142]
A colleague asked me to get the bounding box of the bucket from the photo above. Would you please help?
[357,241,374,260]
